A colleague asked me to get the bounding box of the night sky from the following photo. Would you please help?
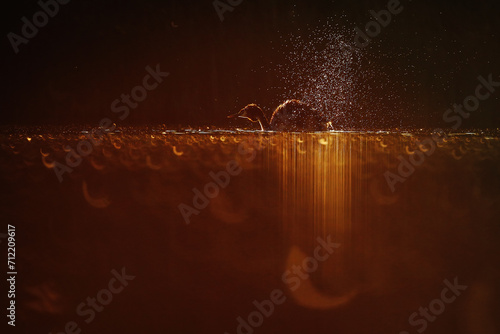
[2,0,500,129]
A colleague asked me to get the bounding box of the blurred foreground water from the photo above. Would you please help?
[1,126,499,334]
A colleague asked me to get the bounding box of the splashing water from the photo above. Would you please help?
[274,20,409,130]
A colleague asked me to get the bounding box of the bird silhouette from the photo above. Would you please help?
[228,100,330,131]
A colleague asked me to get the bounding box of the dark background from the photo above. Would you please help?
[1,0,500,129]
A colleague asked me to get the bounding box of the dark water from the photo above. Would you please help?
[1,127,499,334]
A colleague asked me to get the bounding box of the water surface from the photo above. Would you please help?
[1,126,499,334]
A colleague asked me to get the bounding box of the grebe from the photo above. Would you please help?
[228,99,329,131]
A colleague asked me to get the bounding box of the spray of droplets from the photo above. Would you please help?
[273,19,411,130]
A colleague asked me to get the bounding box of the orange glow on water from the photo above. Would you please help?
[273,133,367,297]
[2,128,499,333]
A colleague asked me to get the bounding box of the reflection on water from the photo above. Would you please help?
[0,127,499,334]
